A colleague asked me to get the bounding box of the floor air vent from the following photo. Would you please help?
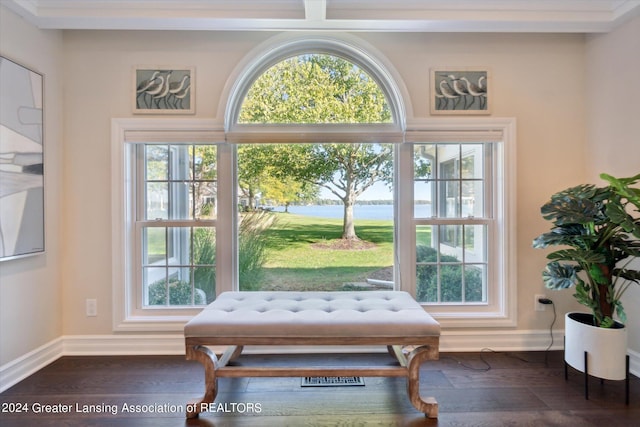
[301,376,365,387]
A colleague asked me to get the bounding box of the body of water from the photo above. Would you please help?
[271,204,432,220]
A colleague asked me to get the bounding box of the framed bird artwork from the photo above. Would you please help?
[430,68,490,115]
[133,66,194,114]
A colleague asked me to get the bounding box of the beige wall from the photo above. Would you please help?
[60,29,588,335]
[585,15,640,357]
[12,4,638,367]
[0,8,64,365]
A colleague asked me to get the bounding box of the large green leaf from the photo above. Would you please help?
[600,317,616,328]
[549,184,598,201]
[601,172,640,209]
[611,234,640,252]
[541,194,602,226]
[573,280,596,310]
[614,301,627,324]
[546,249,605,264]
[614,269,640,283]
[605,202,639,234]
[542,262,579,289]
[588,264,609,285]
[532,224,595,249]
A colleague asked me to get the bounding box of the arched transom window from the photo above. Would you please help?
[238,54,392,124]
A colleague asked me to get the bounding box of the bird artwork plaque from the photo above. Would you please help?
[430,68,490,115]
[133,66,194,114]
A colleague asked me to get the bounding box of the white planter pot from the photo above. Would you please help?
[564,312,628,381]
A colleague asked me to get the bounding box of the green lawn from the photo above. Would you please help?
[253,213,395,291]
[144,211,433,292]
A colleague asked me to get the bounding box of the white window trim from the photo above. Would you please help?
[112,33,516,331]
[111,118,229,331]
[113,117,516,332]
[399,117,518,328]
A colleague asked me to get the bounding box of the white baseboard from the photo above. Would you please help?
[440,328,565,352]
[0,337,64,393]
[62,334,186,355]
[1,331,637,394]
[629,348,640,376]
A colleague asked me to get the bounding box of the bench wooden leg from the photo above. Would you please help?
[185,344,219,418]
[406,345,439,418]
[388,345,409,367]
[218,345,244,366]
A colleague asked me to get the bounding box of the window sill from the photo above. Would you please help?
[113,308,516,333]
[113,313,198,332]
[427,310,517,328]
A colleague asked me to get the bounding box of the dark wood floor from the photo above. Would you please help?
[1,350,638,426]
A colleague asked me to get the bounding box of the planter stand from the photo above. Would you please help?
[563,312,630,404]
[564,347,630,405]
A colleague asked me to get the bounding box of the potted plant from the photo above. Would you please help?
[533,173,640,380]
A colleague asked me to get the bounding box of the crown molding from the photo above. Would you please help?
[2,0,639,33]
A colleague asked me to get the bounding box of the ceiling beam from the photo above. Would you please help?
[304,0,326,22]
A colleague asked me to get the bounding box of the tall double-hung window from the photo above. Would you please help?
[112,121,226,331]
[402,125,516,327]
[413,143,490,304]
[136,144,217,307]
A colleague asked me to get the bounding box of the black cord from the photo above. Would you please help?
[544,301,557,366]
[440,349,493,371]
[443,303,557,371]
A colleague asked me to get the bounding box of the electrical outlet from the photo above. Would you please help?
[535,294,547,312]
[86,299,97,317]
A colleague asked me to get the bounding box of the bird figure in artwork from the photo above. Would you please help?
[139,75,165,109]
[173,84,191,110]
[167,75,190,109]
[137,71,160,93]
[478,75,486,92]
[461,76,487,110]
[449,75,471,109]
[439,79,460,110]
[434,85,446,110]
[136,71,162,109]
[153,71,172,109]
[169,75,189,95]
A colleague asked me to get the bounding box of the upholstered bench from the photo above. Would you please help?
[184,291,441,418]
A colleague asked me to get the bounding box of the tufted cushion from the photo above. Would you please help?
[184,291,440,338]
